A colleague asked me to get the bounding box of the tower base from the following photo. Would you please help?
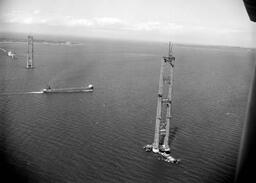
[152,147,159,153]
[26,65,34,69]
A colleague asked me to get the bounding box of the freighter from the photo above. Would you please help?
[42,84,94,93]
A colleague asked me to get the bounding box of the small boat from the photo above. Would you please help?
[159,152,181,164]
[143,144,153,152]
[42,84,94,93]
[7,51,15,59]
[165,157,181,164]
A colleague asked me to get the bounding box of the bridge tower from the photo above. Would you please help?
[26,35,34,69]
[152,42,175,153]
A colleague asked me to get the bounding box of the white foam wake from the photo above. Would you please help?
[26,91,44,94]
[0,91,44,95]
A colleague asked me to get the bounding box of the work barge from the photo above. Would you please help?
[144,42,180,164]
[42,84,94,93]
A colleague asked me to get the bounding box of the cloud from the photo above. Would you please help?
[64,17,125,28]
[130,22,160,31]
[23,17,33,24]
[2,10,244,37]
[3,10,44,25]
[33,9,40,15]
[2,10,125,27]
[93,17,123,26]
[66,17,93,27]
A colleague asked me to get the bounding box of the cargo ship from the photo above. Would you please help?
[42,84,94,93]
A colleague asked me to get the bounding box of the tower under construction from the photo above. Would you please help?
[143,42,179,163]
[26,35,34,69]
[152,42,175,153]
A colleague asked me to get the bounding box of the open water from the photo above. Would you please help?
[0,36,254,182]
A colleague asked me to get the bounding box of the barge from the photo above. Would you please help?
[42,84,94,93]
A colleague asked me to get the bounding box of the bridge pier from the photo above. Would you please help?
[26,35,34,69]
[153,42,175,153]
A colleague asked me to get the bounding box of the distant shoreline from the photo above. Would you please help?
[0,32,255,50]
[175,43,255,51]
[0,39,81,46]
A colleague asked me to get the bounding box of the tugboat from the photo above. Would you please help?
[87,84,94,90]
[159,152,181,164]
[143,144,153,152]
[7,51,15,59]
[42,85,52,93]
[164,155,181,164]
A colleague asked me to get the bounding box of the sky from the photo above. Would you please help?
[0,0,255,47]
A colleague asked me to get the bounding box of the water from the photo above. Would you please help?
[0,37,254,183]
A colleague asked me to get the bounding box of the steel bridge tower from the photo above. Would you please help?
[26,35,34,69]
[152,42,175,153]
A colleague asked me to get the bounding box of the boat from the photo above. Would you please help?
[7,51,15,59]
[165,157,181,164]
[159,152,181,164]
[143,144,153,152]
[42,84,94,93]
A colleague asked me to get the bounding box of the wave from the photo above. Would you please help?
[0,91,43,95]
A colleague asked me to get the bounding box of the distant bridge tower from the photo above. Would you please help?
[152,42,175,153]
[26,35,34,69]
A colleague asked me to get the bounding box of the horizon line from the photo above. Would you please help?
[0,31,255,49]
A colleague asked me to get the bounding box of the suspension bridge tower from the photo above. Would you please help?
[26,35,34,69]
[152,42,176,153]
